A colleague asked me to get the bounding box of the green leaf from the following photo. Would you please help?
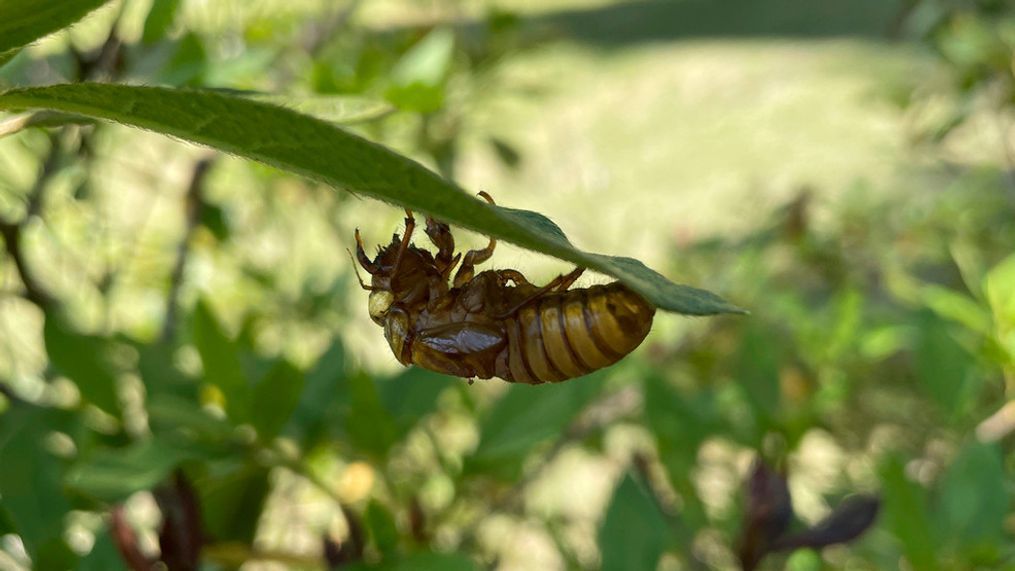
[920,284,991,335]
[147,394,235,442]
[914,312,978,419]
[194,461,270,543]
[0,0,115,54]
[377,367,454,433]
[158,32,207,86]
[44,314,121,418]
[0,83,742,316]
[365,500,400,555]
[344,551,478,571]
[287,340,348,446]
[879,455,939,571]
[192,299,251,424]
[0,406,73,560]
[77,526,127,571]
[598,472,666,571]
[136,341,197,401]
[468,372,605,478]
[250,359,304,441]
[386,28,455,113]
[66,438,205,502]
[346,372,400,459]
[246,93,393,125]
[938,441,1007,551]
[643,377,715,527]
[141,0,181,44]
[986,254,1015,358]
[735,323,780,433]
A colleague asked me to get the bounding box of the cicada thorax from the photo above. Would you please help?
[495,282,655,384]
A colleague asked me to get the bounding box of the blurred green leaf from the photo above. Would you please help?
[879,455,939,571]
[251,359,304,441]
[914,311,978,419]
[77,526,127,571]
[247,93,393,124]
[644,377,716,527]
[385,28,455,113]
[159,32,207,86]
[192,299,251,425]
[199,202,230,241]
[377,367,454,433]
[0,406,73,562]
[986,254,1015,349]
[346,371,400,459]
[196,461,269,543]
[785,549,822,571]
[0,0,114,54]
[920,284,991,335]
[735,323,780,433]
[599,472,666,571]
[66,437,206,502]
[44,314,121,418]
[141,0,181,44]
[366,500,400,555]
[344,551,478,571]
[147,394,235,442]
[468,373,605,478]
[136,341,197,401]
[0,83,742,315]
[287,340,348,446]
[938,441,1007,551]
[35,538,78,571]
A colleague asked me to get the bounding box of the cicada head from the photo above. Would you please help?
[354,230,440,322]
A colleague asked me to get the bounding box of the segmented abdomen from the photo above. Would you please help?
[498,283,655,384]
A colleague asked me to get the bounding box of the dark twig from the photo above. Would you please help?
[161,155,216,342]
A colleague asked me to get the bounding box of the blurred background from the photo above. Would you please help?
[1,0,1014,569]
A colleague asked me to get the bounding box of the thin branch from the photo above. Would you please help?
[0,133,63,310]
[160,155,216,343]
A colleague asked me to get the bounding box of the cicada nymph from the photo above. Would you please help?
[352,192,655,383]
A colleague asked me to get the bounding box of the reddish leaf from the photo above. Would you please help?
[155,471,204,571]
[774,495,880,551]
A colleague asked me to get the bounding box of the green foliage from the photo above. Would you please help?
[0,0,114,54]
[43,314,122,418]
[598,473,667,571]
[192,300,251,424]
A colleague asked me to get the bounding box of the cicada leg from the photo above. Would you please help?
[453,192,498,288]
[495,269,532,287]
[551,266,585,291]
[389,209,416,287]
[425,217,460,280]
[493,267,585,318]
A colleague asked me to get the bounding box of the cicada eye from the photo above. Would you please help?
[368,290,395,324]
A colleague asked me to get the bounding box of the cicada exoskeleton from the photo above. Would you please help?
[353,193,655,383]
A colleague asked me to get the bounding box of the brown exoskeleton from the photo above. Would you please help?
[353,192,655,383]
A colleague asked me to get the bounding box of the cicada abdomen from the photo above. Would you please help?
[498,283,655,384]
